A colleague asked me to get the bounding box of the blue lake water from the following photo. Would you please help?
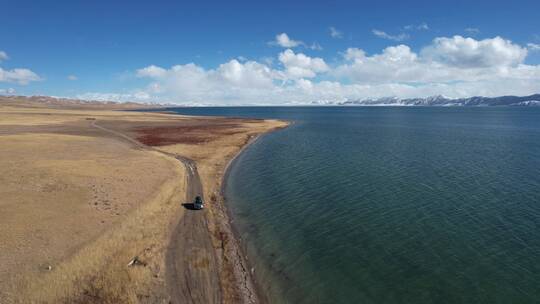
[165,107,540,303]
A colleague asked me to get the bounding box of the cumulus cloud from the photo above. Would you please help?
[334,45,430,84]
[132,59,287,104]
[0,51,41,85]
[278,49,329,79]
[335,36,534,86]
[137,65,167,78]
[0,68,42,85]
[271,33,303,48]
[372,29,409,41]
[215,60,279,87]
[67,75,78,81]
[329,27,343,38]
[88,35,540,105]
[421,36,527,68]
[270,33,322,50]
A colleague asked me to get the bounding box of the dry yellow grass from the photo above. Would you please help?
[153,119,288,303]
[12,153,185,303]
[0,99,288,304]
[0,105,187,303]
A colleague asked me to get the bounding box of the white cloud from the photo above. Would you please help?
[260,56,274,66]
[83,35,540,105]
[421,36,527,68]
[335,36,534,86]
[132,59,286,104]
[137,65,167,78]
[372,29,409,41]
[272,33,303,48]
[270,33,322,50]
[343,48,366,61]
[0,51,41,85]
[528,43,540,51]
[76,91,153,102]
[278,49,329,79]
[216,59,279,87]
[335,45,428,84]
[0,87,16,95]
[0,51,8,62]
[0,68,42,85]
[67,75,78,81]
[329,27,343,38]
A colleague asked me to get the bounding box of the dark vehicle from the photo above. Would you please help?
[193,196,204,210]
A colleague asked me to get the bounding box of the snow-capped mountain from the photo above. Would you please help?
[312,94,540,106]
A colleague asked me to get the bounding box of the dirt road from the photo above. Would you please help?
[91,120,222,303]
[165,157,221,303]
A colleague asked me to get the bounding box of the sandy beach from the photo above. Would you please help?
[0,96,287,303]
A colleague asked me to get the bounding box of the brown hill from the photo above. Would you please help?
[0,95,162,110]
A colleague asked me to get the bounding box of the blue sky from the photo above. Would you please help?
[1,0,540,104]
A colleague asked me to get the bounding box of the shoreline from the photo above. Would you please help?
[213,119,290,304]
[0,99,289,303]
[218,119,297,304]
[219,131,275,304]
[134,109,290,303]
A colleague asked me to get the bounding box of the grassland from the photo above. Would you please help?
[0,96,287,303]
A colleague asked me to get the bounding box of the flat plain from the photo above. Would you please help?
[0,96,287,303]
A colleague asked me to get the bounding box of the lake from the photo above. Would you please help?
[166,106,540,303]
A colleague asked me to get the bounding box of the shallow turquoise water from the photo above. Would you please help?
[167,107,540,303]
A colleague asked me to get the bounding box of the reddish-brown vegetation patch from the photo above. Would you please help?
[133,123,244,146]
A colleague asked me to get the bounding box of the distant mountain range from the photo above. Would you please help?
[312,94,540,106]
[0,95,159,109]
[2,93,540,107]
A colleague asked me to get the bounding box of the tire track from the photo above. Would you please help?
[90,120,221,303]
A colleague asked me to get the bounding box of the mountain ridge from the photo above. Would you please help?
[316,94,540,106]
